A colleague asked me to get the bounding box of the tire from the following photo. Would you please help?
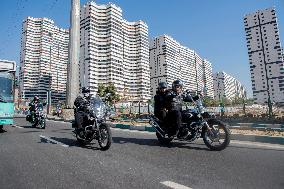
[76,137,86,145]
[156,132,173,145]
[41,118,46,129]
[98,123,112,151]
[202,119,230,151]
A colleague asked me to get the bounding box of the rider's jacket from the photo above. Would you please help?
[74,94,90,112]
[29,100,40,112]
[154,90,167,115]
[164,90,197,112]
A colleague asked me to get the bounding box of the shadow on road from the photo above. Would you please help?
[39,136,101,150]
[112,136,211,151]
[0,129,7,133]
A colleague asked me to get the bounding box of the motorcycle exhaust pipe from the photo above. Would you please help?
[149,116,165,137]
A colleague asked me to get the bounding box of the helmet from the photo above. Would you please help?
[158,82,167,89]
[33,96,39,101]
[172,80,183,89]
[82,87,90,94]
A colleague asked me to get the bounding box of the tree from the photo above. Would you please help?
[97,83,120,105]
[97,84,106,97]
[202,97,219,107]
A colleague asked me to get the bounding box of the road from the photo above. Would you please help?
[0,118,284,189]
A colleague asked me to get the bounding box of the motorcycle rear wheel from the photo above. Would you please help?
[202,119,230,151]
[98,123,112,151]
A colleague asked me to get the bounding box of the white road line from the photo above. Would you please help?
[161,181,193,189]
[12,125,23,129]
[46,120,70,124]
[39,135,69,147]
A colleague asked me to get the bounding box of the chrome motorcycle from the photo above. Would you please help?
[149,92,231,151]
[72,96,112,151]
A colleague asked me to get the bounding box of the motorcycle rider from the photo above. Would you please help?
[154,82,168,121]
[29,96,40,122]
[164,80,193,138]
[74,87,92,137]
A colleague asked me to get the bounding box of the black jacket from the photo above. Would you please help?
[164,90,198,111]
[74,95,89,112]
[154,90,167,115]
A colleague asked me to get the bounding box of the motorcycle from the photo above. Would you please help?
[149,92,231,151]
[26,102,47,129]
[55,105,62,117]
[72,96,112,151]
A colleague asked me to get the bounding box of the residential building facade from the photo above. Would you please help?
[149,35,214,98]
[202,59,214,97]
[213,71,247,101]
[19,17,69,103]
[79,2,150,101]
[244,7,284,104]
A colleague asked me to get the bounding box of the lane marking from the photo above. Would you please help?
[46,120,71,125]
[161,181,193,189]
[12,125,23,129]
[39,135,69,147]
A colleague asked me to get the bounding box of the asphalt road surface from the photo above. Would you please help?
[0,118,284,189]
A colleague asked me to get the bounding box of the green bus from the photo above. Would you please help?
[0,71,15,130]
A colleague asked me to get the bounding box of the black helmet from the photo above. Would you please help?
[172,80,183,89]
[158,82,167,89]
[33,96,39,101]
[82,87,90,94]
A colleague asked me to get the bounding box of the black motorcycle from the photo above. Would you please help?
[72,96,112,151]
[26,102,46,129]
[149,92,230,151]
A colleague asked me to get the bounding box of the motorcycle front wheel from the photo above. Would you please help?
[202,119,230,151]
[98,123,112,151]
[40,118,46,129]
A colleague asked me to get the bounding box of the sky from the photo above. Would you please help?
[0,0,283,98]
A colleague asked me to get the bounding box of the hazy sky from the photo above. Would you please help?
[0,0,283,97]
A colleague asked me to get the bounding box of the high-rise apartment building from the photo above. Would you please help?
[213,71,247,101]
[79,2,150,101]
[19,17,69,103]
[203,59,214,98]
[149,35,214,98]
[244,7,284,104]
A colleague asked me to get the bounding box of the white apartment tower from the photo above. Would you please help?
[203,59,214,97]
[149,35,214,98]
[19,17,69,103]
[244,7,284,104]
[79,2,150,101]
[213,71,247,101]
